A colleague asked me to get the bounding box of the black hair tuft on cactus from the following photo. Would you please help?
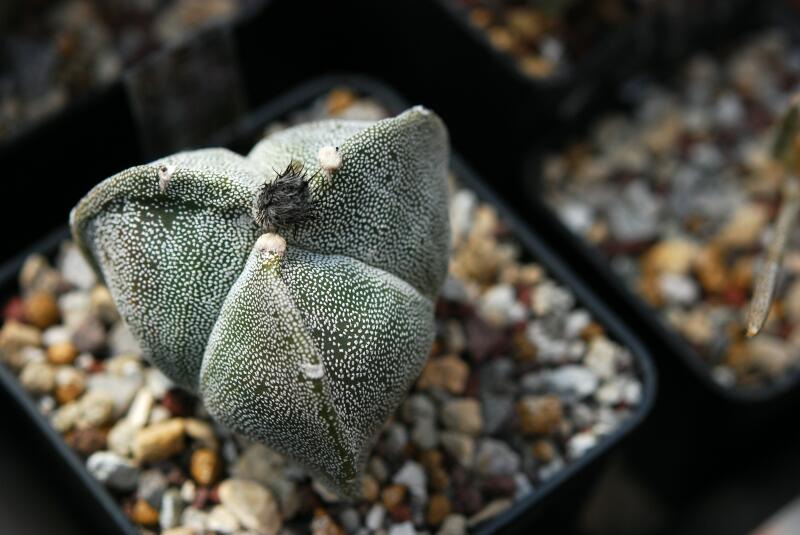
[255,163,317,234]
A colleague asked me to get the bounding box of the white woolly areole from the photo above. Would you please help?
[158,164,176,192]
[317,145,342,172]
[255,233,287,256]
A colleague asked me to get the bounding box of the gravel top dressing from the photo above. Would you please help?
[543,30,800,390]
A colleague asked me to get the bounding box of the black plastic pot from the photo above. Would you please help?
[429,0,657,121]
[499,2,800,520]
[0,75,656,534]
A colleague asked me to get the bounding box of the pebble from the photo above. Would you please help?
[145,367,173,398]
[427,494,452,526]
[393,461,427,504]
[181,507,209,531]
[131,497,160,526]
[481,393,514,435]
[583,338,619,380]
[19,255,51,292]
[311,509,345,535]
[402,394,437,423]
[138,469,169,507]
[440,432,475,468]
[479,358,516,394]
[128,388,155,428]
[42,326,72,347]
[67,426,107,455]
[47,341,78,365]
[87,373,142,416]
[0,321,42,349]
[58,291,91,329]
[658,273,700,305]
[51,401,81,433]
[365,504,386,530]
[411,417,440,450]
[516,395,563,435]
[60,244,97,290]
[181,480,197,503]
[437,514,467,535]
[162,387,195,417]
[747,335,793,378]
[160,489,184,530]
[478,284,527,327]
[531,281,575,317]
[207,505,241,533]
[383,422,409,457]
[108,321,141,356]
[87,451,139,491]
[107,419,138,456]
[19,361,55,394]
[338,508,360,533]
[184,418,219,450]
[388,522,416,535]
[567,431,598,459]
[90,286,119,324]
[468,499,512,527]
[382,484,407,510]
[369,456,390,484]
[475,439,521,477]
[162,528,194,535]
[544,366,599,399]
[71,317,106,354]
[641,239,698,275]
[218,479,282,535]
[54,366,86,404]
[132,418,186,463]
[76,390,114,428]
[417,355,469,394]
[403,393,436,423]
[191,448,222,486]
[22,291,60,329]
[441,399,483,435]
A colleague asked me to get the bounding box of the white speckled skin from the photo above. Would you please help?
[201,246,434,496]
[71,149,265,388]
[70,108,450,495]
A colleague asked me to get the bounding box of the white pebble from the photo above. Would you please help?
[86,451,139,491]
[567,431,598,459]
[388,522,417,535]
[366,505,385,530]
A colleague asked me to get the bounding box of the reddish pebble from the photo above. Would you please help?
[162,388,195,417]
[3,298,25,322]
[389,503,412,523]
[482,475,517,497]
[67,427,107,456]
[192,486,211,509]
[454,485,483,515]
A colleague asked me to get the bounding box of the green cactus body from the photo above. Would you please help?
[70,107,450,495]
[70,149,265,389]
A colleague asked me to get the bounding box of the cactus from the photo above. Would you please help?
[70,107,450,496]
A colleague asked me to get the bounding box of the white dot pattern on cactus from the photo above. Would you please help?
[70,108,450,495]
[72,149,265,389]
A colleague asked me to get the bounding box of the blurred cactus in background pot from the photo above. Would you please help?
[70,107,450,496]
